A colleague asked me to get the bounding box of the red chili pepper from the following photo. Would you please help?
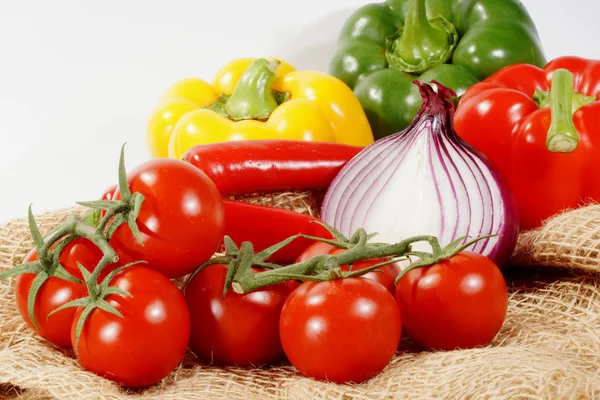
[454,56,600,230]
[182,140,362,196]
[223,200,333,263]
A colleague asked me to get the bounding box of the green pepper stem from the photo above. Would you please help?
[385,0,458,75]
[546,69,580,153]
[225,58,280,121]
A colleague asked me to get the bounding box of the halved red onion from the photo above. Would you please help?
[321,81,519,267]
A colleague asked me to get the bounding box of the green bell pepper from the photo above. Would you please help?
[330,0,547,140]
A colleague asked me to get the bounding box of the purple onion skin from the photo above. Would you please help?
[321,80,519,269]
[464,140,519,268]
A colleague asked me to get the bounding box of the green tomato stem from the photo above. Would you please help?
[546,69,581,153]
[385,0,458,75]
[230,231,436,294]
[225,58,280,121]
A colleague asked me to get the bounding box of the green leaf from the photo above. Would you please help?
[183,257,232,290]
[366,232,380,241]
[223,236,239,256]
[81,209,102,229]
[76,200,120,211]
[222,259,241,299]
[127,212,144,247]
[47,297,91,318]
[106,213,127,238]
[96,299,123,318]
[28,205,44,251]
[51,262,82,285]
[310,220,348,243]
[76,262,93,283]
[450,234,499,255]
[117,144,132,201]
[254,234,301,261]
[103,287,133,298]
[343,258,403,279]
[300,235,349,249]
[73,304,95,355]
[130,193,144,218]
[443,235,470,252]
[27,271,49,329]
[48,235,77,264]
[99,261,144,291]
[394,259,437,285]
[0,261,42,280]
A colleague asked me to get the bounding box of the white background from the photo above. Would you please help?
[0,0,599,223]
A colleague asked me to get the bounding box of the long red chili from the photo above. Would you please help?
[182,140,363,196]
[223,200,333,263]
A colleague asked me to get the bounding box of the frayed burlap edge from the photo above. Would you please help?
[1,198,600,399]
[512,204,600,274]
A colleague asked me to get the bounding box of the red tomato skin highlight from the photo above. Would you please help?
[279,278,401,383]
[395,252,508,351]
[184,264,298,367]
[72,267,190,388]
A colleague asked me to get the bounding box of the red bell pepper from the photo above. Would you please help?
[454,56,600,230]
[182,140,363,196]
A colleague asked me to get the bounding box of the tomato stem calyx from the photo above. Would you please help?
[49,261,141,352]
[394,234,498,284]
[191,222,494,295]
[0,145,146,336]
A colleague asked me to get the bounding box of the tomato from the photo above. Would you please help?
[184,264,298,367]
[395,251,508,351]
[109,159,225,279]
[73,266,190,388]
[15,238,103,347]
[279,278,401,383]
[296,242,400,293]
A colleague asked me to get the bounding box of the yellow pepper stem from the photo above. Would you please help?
[225,58,281,121]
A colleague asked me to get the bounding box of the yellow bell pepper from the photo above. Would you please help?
[147,57,374,159]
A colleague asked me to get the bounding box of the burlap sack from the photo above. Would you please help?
[1,195,600,399]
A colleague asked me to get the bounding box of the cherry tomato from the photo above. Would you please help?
[110,159,225,279]
[296,242,400,293]
[15,238,103,347]
[280,278,401,383]
[395,251,508,351]
[184,264,298,367]
[73,266,190,388]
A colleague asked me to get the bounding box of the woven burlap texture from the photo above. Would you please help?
[1,203,600,400]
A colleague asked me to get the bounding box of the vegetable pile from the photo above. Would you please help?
[4,0,600,391]
[1,84,511,387]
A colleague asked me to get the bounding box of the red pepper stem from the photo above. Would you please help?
[385,0,458,74]
[225,58,280,121]
[546,69,580,153]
